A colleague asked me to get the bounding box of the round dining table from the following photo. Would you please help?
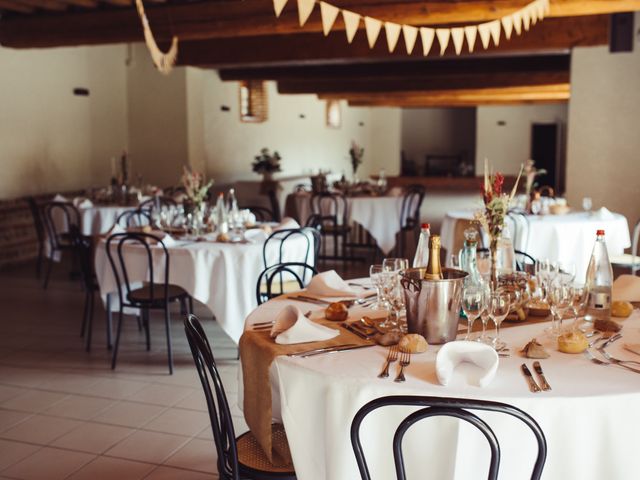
[94,226,314,343]
[284,192,404,255]
[242,289,640,480]
[441,209,631,281]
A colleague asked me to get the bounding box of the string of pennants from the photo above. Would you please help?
[273,0,551,55]
[135,0,179,75]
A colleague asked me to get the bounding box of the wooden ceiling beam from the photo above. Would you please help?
[348,97,568,107]
[180,15,607,68]
[0,0,33,13]
[12,0,67,11]
[0,0,632,48]
[61,0,99,7]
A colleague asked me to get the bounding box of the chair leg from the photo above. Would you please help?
[85,292,95,352]
[36,245,44,277]
[106,293,113,350]
[43,256,54,289]
[136,314,143,331]
[80,292,89,337]
[143,309,151,351]
[111,308,125,370]
[188,296,194,315]
[164,306,174,375]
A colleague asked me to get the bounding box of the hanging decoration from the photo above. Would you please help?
[272,0,550,56]
[135,0,178,75]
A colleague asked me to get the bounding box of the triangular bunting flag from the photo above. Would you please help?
[273,0,288,17]
[402,24,419,54]
[501,15,513,40]
[319,2,339,36]
[342,10,361,44]
[521,6,531,31]
[535,0,547,20]
[464,25,477,53]
[384,22,402,53]
[543,0,551,15]
[512,11,523,35]
[364,16,382,48]
[478,23,492,49]
[450,27,465,55]
[436,28,450,56]
[419,27,435,56]
[529,3,538,25]
[297,0,315,27]
[488,19,501,46]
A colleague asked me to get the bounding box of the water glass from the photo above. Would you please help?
[571,284,589,331]
[582,197,593,213]
[547,281,573,336]
[369,265,387,310]
[556,261,576,286]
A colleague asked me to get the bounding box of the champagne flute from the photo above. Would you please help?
[477,283,492,344]
[571,284,589,331]
[489,291,510,351]
[462,284,484,341]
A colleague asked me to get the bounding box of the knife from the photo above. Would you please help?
[340,322,375,340]
[521,363,541,393]
[532,361,552,391]
[287,343,374,358]
[288,295,330,306]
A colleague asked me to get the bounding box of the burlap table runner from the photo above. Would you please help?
[239,316,371,465]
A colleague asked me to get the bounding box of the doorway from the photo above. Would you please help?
[531,123,564,194]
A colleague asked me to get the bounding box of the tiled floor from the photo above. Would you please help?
[0,262,243,479]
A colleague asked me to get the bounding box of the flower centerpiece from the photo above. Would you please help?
[475,159,522,286]
[181,166,213,214]
[252,148,282,182]
[349,140,364,179]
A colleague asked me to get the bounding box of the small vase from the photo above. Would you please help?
[489,237,499,290]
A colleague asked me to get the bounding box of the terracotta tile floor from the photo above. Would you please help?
[0,262,243,479]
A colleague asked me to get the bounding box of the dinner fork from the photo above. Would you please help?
[394,350,411,383]
[584,349,640,374]
[378,346,398,378]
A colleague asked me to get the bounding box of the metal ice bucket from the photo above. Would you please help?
[400,268,468,345]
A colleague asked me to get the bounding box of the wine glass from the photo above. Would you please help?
[382,258,409,272]
[462,284,484,341]
[556,261,576,286]
[571,284,589,331]
[378,270,400,330]
[489,291,510,351]
[369,265,387,310]
[582,197,593,214]
[476,283,492,344]
[547,281,573,336]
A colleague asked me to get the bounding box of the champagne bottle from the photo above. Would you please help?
[424,234,443,280]
[412,223,431,268]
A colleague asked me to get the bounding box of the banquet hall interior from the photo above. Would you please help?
[1,1,640,479]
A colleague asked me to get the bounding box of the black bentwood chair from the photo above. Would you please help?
[42,201,81,289]
[26,196,46,277]
[351,395,547,480]
[106,232,192,374]
[262,227,321,270]
[256,262,318,305]
[310,191,350,263]
[397,185,425,258]
[184,315,297,480]
[116,208,152,228]
[476,248,536,274]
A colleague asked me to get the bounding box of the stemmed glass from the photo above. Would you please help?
[369,265,387,310]
[489,291,510,351]
[382,258,409,317]
[571,284,589,331]
[377,270,400,330]
[462,284,484,341]
[476,283,492,344]
[556,261,576,287]
[547,281,573,336]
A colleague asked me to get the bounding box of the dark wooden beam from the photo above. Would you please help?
[0,0,632,48]
[0,0,34,13]
[180,15,607,68]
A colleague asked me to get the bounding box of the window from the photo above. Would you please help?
[239,80,268,123]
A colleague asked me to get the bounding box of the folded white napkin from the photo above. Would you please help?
[53,194,68,202]
[270,305,339,345]
[274,217,301,231]
[306,270,356,297]
[613,274,640,302]
[244,228,268,242]
[149,230,176,247]
[436,341,499,388]
[593,207,615,220]
[73,197,94,209]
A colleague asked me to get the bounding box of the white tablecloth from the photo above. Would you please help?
[285,193,404,254]
[243,296,640,480]
[441,210,631,281]
[51,202,136,237]
[95,229,313,343]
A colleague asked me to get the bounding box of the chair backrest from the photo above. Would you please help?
[105,232,170,308]
[26,196,45,244]
[400,185,425,230]
[43,201,80,250]
[632,219,640,276]
[266,189,282,222]
[476,247,535,274]
[506,210,530,252]
[351,395,546,480]
[139,196,177,212]
[69,225,94,291]
[243,205,274,222]
[184,314,240,480]
[263,227,321,271]
[310,192,348,228]
[256,262,318,305]
[116,208,152,228]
